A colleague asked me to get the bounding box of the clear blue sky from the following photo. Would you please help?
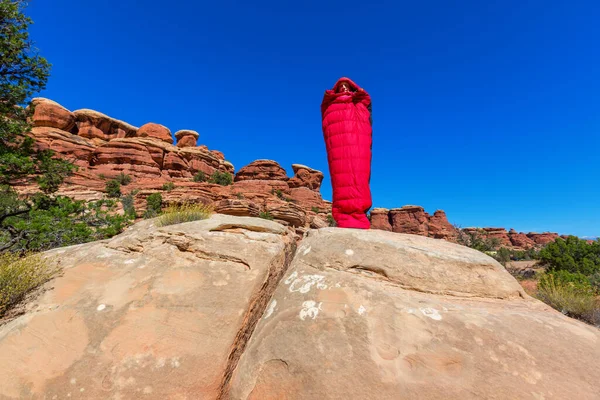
[27,0,599,237]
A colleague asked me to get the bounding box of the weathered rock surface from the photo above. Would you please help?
[384,206,457,241]
[175,129,199,148]
[0,215,296,399]
[229,228,600,400]
[509,229,536,249]
[137,123,173,144]
[30,126,95,165]
[1,219,598,399]
[214,199,261,217]
[369,207,393,231]
[428,210,457,239]
[21,98,330,231]
[73,109,137,141]
[235,160,288,182]
[29,98,76,131]
[288,164,324,191]
[527,232,560,245]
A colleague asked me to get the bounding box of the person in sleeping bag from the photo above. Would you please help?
[321,77,372,229]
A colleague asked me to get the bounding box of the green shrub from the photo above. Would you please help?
[235,192,245,199]
[0,252,60,318]
[272,189,284,199]
[494,247,540,266]
[98,173,106,180]
[537,272,599,325]
[157,203,213,227]
[259,211,274,220]
[311,207,320,213]
[121,194,136,219]
[162,182,175,192]
[1,196,130,253]
[210,171,233,186]
[539,236,600,276]
[326,214,337,227]
[193,171,207,182]
[549,270,593,291]
[589,271,600,293]
[495,247,511,266]
[456,229,501,252]
[144,193,163,218]
[105,179,121,198]
[115,172,132,186]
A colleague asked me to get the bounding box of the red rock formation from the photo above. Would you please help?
[369,208,392,231]
[235,160,288,181]
[482,228,512,247]
[214,199,260,217]
[20,98,331,231]
[509,229,536,249]
[390,206,430,236]
[21,98,566,247]
[137,123,173,144]
[429,210,457,240]
[211,150,225,160]
[288,164,324,191]
[29,98,75,131]
[175,130,199,148]
[30,127,94,166]
[74,109,136,141]
[527,232,560,245]
[267,202,306,227]
[370,206,457,240]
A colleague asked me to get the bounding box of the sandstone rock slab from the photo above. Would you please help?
[0,215,295,399]
[228,228,600,400]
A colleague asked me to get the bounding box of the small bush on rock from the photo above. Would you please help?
[157,202,213,227]
[537,272,599,325]
[210,171,233,186]
[259,211,274,220]
[121,194,136,219]
[115,172,132,186]
[105,180,121,198]
[162,182,175,191]
[0,252,60,318]
[144,193,163,218]
[193,171,206,182]
[326,214,336,227]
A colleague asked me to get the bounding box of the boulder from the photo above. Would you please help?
[228,228,600,400]
[214,199,261,217]
[369,208,392,231]
[390,205,429,235]
[29,98,75,131]
[73,109,114,140]
[0,215,295,399]
[137,123,173,144]
[235,160,288,182]
[267,202,307,227]
[175,130,199,148]
[288,164,324,191]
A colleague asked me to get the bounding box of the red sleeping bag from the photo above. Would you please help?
[321,77,372,229]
